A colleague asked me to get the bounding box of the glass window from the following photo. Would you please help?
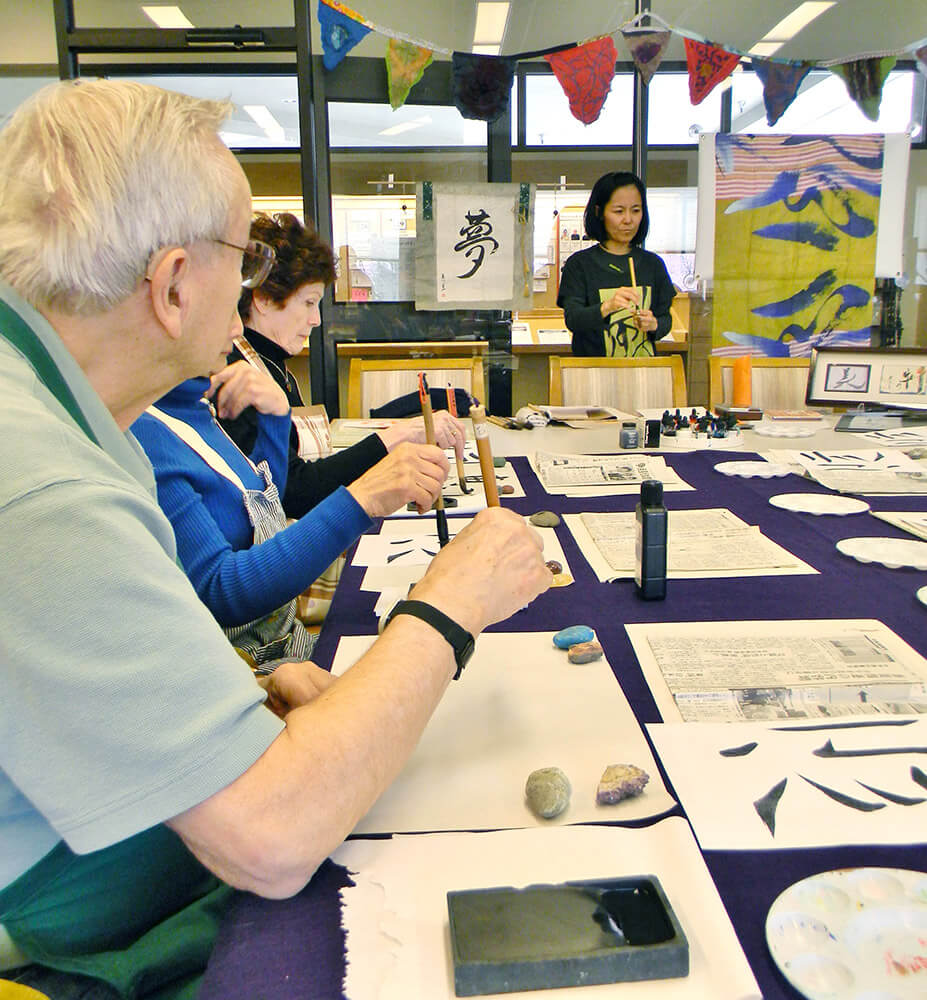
[524,72,633,146]
[117,73,300,148]
[328,101,487,302]
[0,75,59,125]
[647,73,724,145]
[328,102,486,148]
[74,1,294,28]
[731,69,918,135]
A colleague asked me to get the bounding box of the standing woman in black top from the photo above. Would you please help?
[557,171,675,357]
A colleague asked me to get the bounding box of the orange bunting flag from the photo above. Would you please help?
[544,36,618,125]
[684,38,740,105]
[386,38,434,110]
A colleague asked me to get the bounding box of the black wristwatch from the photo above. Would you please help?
[383,599,475,680]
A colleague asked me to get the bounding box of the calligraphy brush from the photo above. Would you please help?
[445,382,472,494]
[467,395,500,507]
[418,373,450,547]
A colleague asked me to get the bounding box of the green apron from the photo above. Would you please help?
[0,298,233,998]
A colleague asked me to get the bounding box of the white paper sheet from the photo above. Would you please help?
[386,457,525,517]
[647,717,927,850]
[563,509,817,583]
[335,818,760,1000]
[357,516,573,592]
[626,619,927,723]
[330,632,675,833]
[870,509,927,541]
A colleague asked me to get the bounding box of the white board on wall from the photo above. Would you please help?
[694,132,911,281]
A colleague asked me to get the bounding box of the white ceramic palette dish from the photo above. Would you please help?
[836,536,927,570]
[766,867,927,1000]
[753,422,819,438]
[769,494,870,516]
[714,460,793,479]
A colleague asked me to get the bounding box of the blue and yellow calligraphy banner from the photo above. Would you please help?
[712,133,881,356]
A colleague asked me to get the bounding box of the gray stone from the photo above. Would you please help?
[493,456,507,467]
[568,640,603,664]
[529,510,560,527]
[596,764,650,805]
[525,766,571,819]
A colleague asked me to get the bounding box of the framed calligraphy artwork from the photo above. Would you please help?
[415,182,535,310]
[806,346,927,411]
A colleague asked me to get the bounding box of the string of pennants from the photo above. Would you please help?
[318,0,927,126]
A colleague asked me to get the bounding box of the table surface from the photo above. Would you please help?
[200,417,927,1000]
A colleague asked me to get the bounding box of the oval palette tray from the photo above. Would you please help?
[766,867,927,999]
[836,536,927,570]
[714,460,793,479]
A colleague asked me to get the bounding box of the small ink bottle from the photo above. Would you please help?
[619,420,639,449]
[635,479,667,600]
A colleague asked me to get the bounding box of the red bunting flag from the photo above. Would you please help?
[684,38,740,105]
[544,36,617,125]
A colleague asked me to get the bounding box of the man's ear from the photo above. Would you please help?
[147,248,190,341]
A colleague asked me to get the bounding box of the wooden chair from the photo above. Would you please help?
[708,356,811,411]
[548,355,688,410]
[345,357,486,418]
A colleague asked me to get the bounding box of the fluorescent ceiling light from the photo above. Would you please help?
[379,116,432,137]
[472,44,501,55]
[474,2,510,45]
[244,105,286,143]
[748,41,784,58]
[760,2,835,42]
[141,5,194,28]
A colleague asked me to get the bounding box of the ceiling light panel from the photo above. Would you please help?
[141,5,194,29]
[762,2,836,42]
[473,2,510,44]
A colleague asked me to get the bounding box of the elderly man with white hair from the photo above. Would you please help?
[0,79,550,999]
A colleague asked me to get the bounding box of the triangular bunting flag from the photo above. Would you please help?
[684,38,740,105]
[386,38,433,110]
[620,28,671,86]
[752,58,812,126]
[544,36,617,125]
[916,44,927,78]
[829,55,896,121]
[318,0,371,71]
[451,52,518,122]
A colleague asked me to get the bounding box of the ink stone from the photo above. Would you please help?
[525,767,571,819]
[553,625,594,649]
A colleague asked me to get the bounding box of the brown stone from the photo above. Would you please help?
[567,640,603,664]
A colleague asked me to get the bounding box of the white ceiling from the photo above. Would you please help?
[4,1,927,66]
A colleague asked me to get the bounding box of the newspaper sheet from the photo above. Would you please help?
[531,451,692,496]
[564,508,816,581]
[626,619,927,723]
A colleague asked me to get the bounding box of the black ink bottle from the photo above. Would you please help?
[635,479,667,600]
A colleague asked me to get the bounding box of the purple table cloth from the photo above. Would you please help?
[200,449,927,1000]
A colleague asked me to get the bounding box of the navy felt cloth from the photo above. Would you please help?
[200,449,927,1000]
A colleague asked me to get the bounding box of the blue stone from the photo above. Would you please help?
[553,625,595,649]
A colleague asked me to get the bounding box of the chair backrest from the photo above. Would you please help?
[549,355,688,410]
[708,357,811,410]
[346,357,486,418]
